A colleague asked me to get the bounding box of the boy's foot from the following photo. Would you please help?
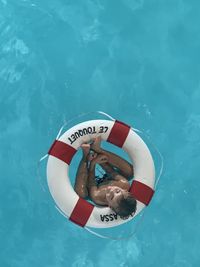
[90,136,102,153]
[81,144,90,157]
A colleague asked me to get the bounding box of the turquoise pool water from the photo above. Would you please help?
[1,0,200,266]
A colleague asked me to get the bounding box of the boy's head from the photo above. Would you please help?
[106,186,137,219]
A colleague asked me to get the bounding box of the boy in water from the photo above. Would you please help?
[74,136,137,219]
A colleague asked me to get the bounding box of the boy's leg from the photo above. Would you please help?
[74,144,90,198]
[91,136,133,180]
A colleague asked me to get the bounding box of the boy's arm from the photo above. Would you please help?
[100,162,118,178]
[74,157,88,198]
[88,155,109,204]
[92,147,133,179]
[88,161,99,200]
[100,162,130,187]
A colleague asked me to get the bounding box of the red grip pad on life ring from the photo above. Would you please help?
[129,180,154,206]
[48,140,77,165]
[107,120,130,147]
[69,198,94,227]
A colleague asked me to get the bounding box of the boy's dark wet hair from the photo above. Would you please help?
[114,193,137,219]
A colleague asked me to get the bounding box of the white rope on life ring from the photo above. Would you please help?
[46,119,155,228]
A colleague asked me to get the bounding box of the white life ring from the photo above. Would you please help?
[47,119,155,228]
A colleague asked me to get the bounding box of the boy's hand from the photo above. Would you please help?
[87,151,98,161]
